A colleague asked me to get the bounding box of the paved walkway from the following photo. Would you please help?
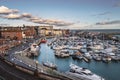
[0,59,45,80]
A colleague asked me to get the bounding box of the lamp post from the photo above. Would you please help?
[35,60,39,70]
[34,60,39,77]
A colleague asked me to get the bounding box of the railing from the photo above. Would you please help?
[0,76,5,80]
[0,55,72,80]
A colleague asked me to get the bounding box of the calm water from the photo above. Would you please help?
[72,29,120,33]
[36,40,120,80]
[115,35,120,38]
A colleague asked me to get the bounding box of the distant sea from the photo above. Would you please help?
[71,29,120,33]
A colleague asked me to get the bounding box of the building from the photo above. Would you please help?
[38,26,70,36]
[0,26,39,40]
[0,27,1,38]
[23,26,38,38]
[0,26,70,40]
[0,39,6,45]
[0,27,23,40]
[38,26,53,36]
[53,29,63,36]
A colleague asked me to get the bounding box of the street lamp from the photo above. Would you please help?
[34,60,39,77]
[35,60,39,70]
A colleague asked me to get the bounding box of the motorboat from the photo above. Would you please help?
[93,54,102,61]
[84,52,92,60]
[80,48,87,53]
[69,45,82,50]
[42,61,57,70]
[53,46,63,50]
[69,63,105,80]
[55,50,70,58]
[72,55,83,60]
[40,38,47,43]
[111,55,120,61]
[30,43,40,56]
[102,56,111,63]
[72,51,83,60]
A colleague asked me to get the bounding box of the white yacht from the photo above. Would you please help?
[42,61,57,70]
[68,63,105,80]
[69,45,82,50]
[30,43,40,56]
[55,50,70,58]
[53,46,63,50]
[84,52,92,60]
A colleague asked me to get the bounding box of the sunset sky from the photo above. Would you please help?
[0,0,120,29]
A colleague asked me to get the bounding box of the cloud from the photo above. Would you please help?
[64,22,91,29]
[0,6,74,26]
[29,17,74,26]
[42,19,74,26]
[54,22,74,26]
[98,12,110,16]
[0,6,19,14]
[21,13,32,18]
[92,11,110,16]
[113,2,120,7]
[96,20,120,25]
[4,13,21,19]
[29,17,42,21]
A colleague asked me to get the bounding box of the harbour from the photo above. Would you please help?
[35,36,120,80]
[0,29,120,80]
[0,0,120,80]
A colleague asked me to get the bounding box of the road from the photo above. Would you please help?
[1,38,73,80]
[0,58,45,80]
[0,39,44,80]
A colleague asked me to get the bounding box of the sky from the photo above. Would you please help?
[0,0,120,29]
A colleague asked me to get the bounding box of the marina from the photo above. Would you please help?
[0,0,120,80]
[36,36,120,80]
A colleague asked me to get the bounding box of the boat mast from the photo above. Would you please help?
[103,33,105,49]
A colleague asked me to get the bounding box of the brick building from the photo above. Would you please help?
[23,26,38,38]
[0,27,1,38]
[0,26,39,40]
[0,27,23,40]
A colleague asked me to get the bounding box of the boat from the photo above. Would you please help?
[83,57,90,62]
[84,52,92,60]
[93,55,102,61]
[69,63,105,80]
[102,56,111,63]
[69,45,82,50]
[55,50,70,58]
[53,46,63,50]
[60,52,70,57]
[42,61,57,70]
[79,48,87,53]
[72,51,83,60]
[40,38,47,43]
[72,55,83,60]
[111,56,120,61]
[30,43,40,56]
